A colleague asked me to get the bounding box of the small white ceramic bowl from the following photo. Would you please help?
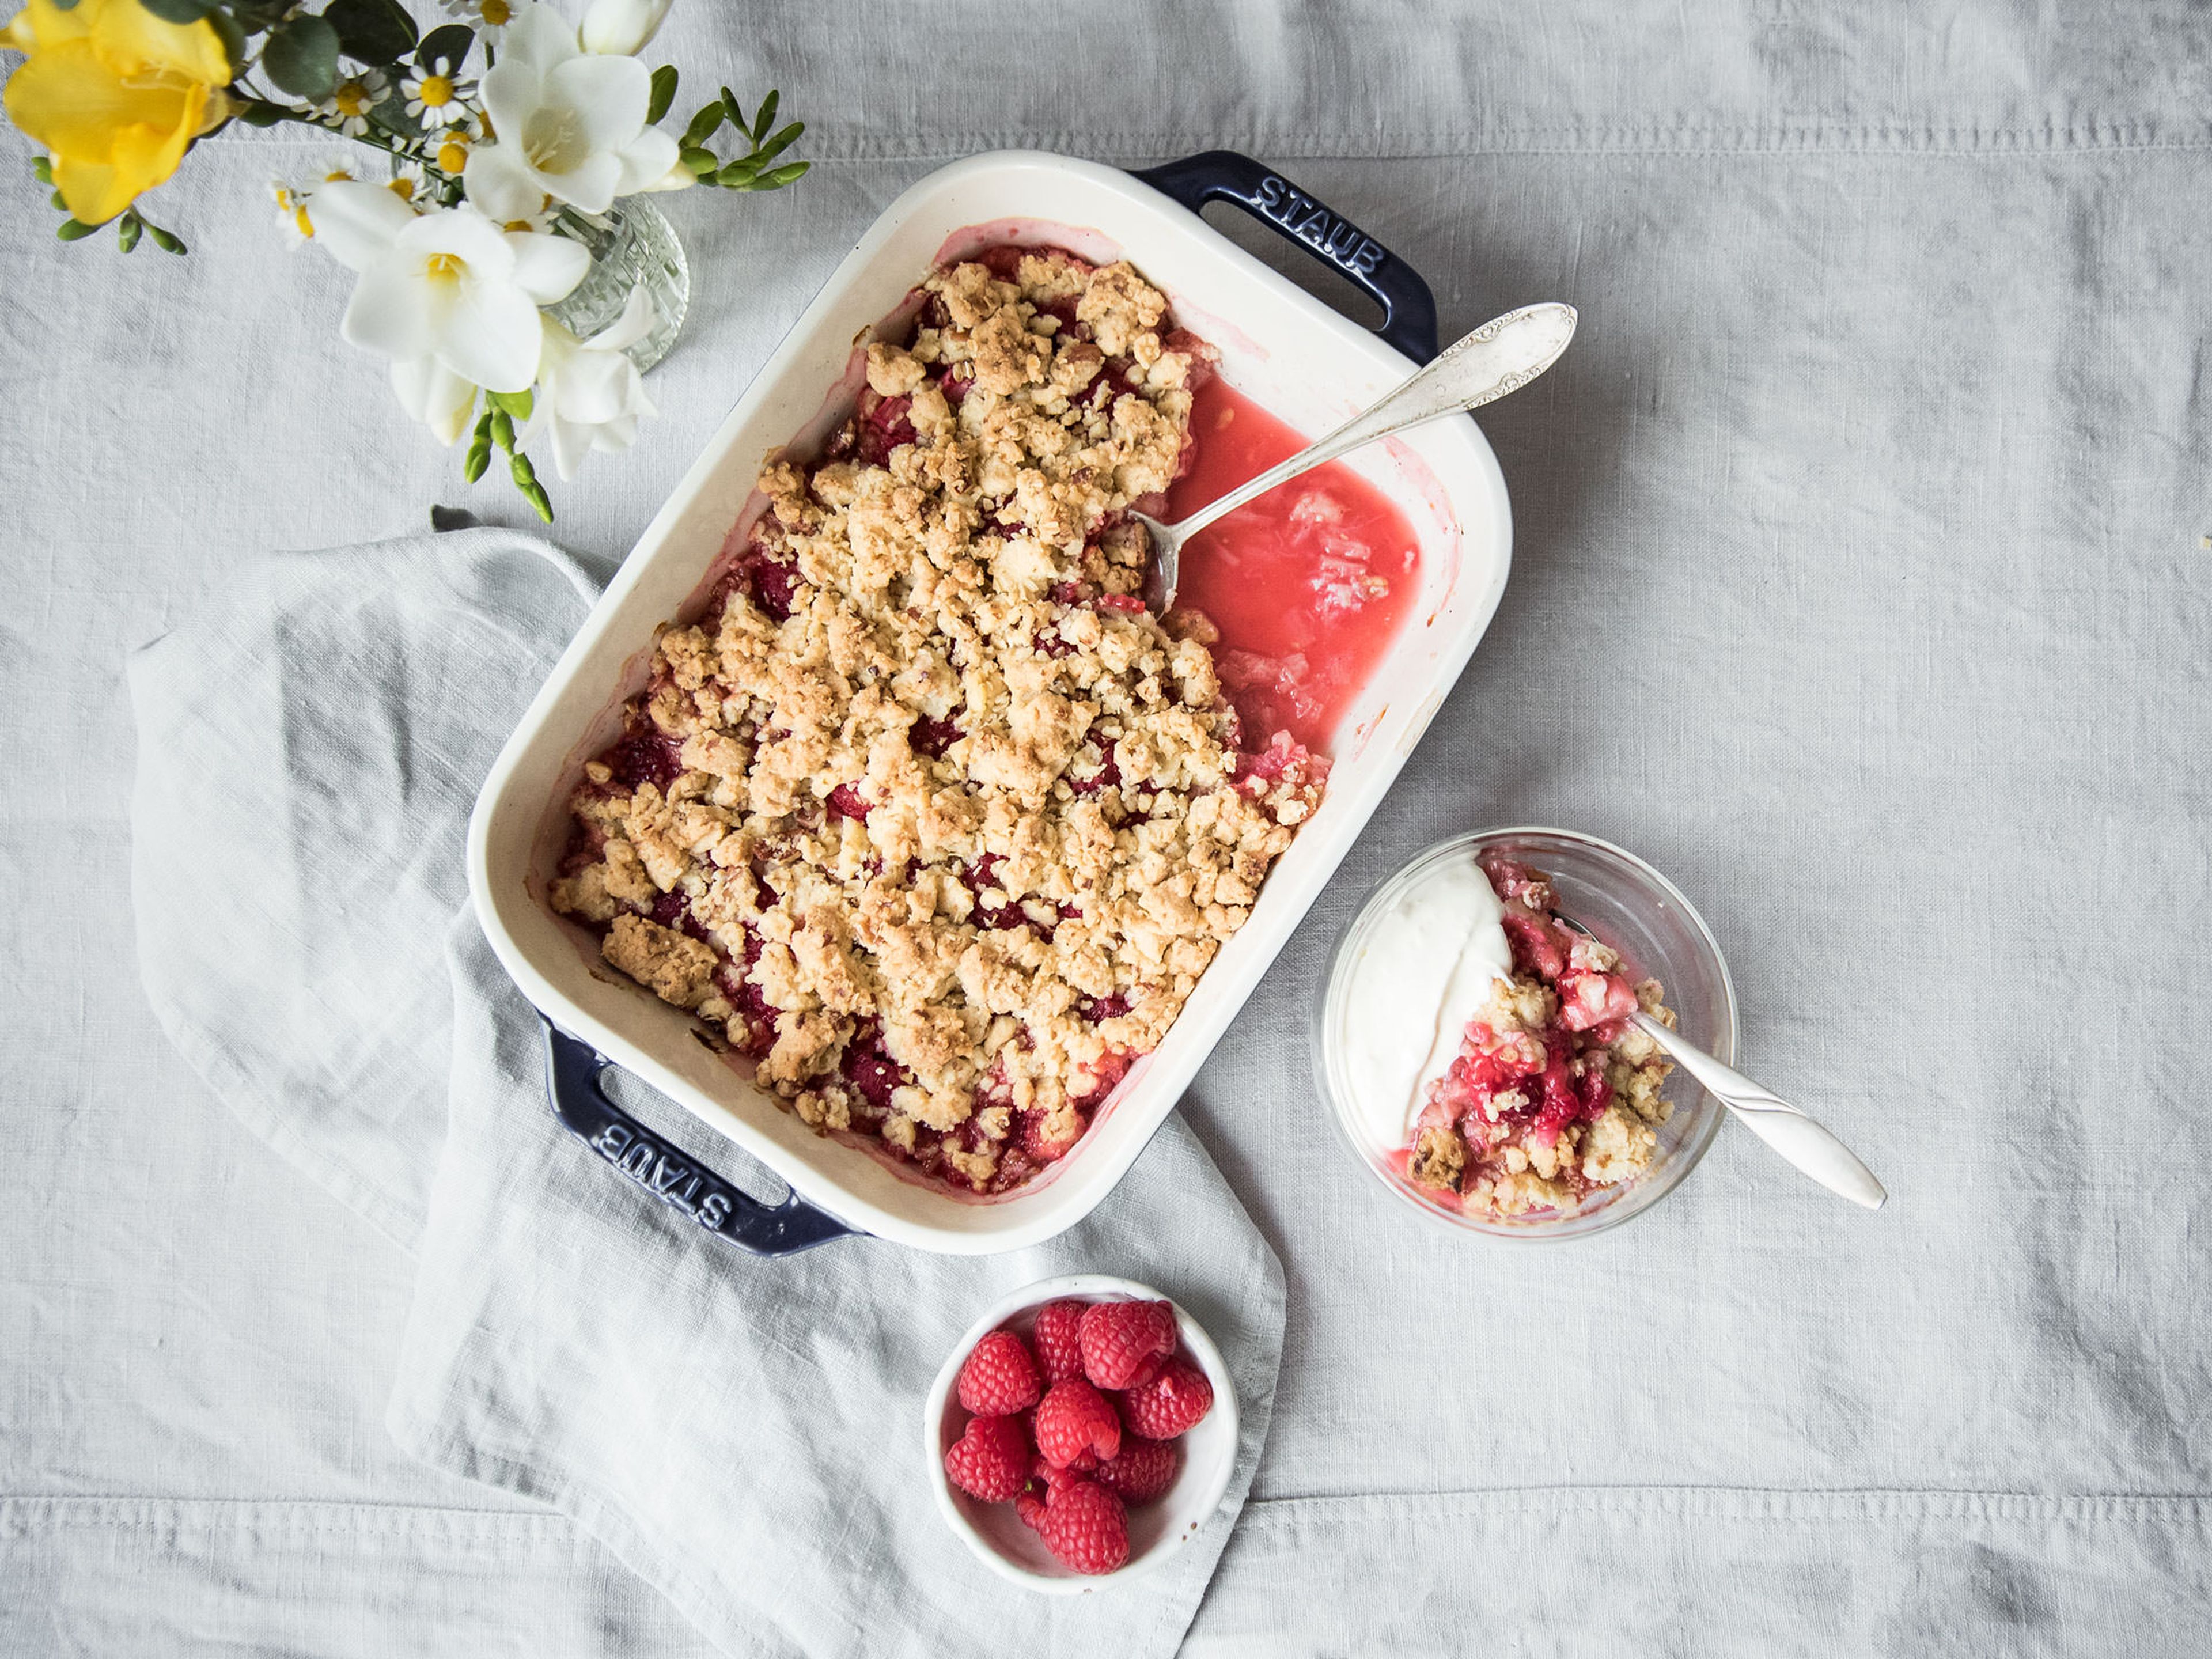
[923,1274,1240,1592]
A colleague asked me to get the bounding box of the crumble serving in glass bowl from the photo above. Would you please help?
[1317,828,1738,1238]
[548,248,1332,1195]
[1404,850,1679,1216]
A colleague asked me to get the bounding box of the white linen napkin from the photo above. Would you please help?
[127,526,1286,1657]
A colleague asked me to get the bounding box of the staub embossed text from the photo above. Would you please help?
[1252,173,1387,276]
[590,1122,734,1230]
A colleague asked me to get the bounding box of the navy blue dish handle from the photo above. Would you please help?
[1130,150,1441,364]
[542,1021,855,1256]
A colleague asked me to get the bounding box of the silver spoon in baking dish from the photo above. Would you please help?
[1551,908,1890,1211]
[1137,301,1578,612]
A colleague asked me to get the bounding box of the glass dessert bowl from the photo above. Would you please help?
[1315,827,1737,1240]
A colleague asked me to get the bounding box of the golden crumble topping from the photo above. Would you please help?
[552,247,1327,1195]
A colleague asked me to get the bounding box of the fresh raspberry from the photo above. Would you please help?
[1032,1299,1089,1386]
[1077,1298,1178,1390]
[1033,1378,1122,1469]
[942,1414,1029,1502]
[1120,1358,1214,1440]
[1093,1435,1180,1505]
[1014,1484,1049,1531]
[956,1328,1041,1416]
[1035,1478,1130,1575]
[1028,1449,1093,1496]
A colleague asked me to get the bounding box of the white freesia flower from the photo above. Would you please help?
[579,0,672,56]
[309,181,589,398]
[391,355,481,445]
[524,285,659,478]
[462,2,679,222]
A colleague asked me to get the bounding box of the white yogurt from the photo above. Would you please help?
[1340,856,1514,1149]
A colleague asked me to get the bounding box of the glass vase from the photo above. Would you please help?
[546,198,691,373]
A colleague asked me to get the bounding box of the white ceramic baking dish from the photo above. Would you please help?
[468,149,1514,1255]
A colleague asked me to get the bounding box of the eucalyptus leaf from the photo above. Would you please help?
[227,0,294,32]
[647,64,679,125]
[415,22,475,71]
[237,99,287,127]
[262,14,342,102]
[324,0,418,65]
[206,8,247,73]
[137,0,214,24]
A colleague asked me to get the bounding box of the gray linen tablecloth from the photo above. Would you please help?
[5,1,2211,1652]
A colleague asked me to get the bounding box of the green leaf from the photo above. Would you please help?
[486,388,533,421]
[262,14,342,102]
[49,189,66,211]
[117,214,143,253]
[751,88,777,144]
[490,408,516,452]
[414,22,474,71]
[137,0,213,21]
[237,99,287,127]
[679,146,718,176]
[324,0,418,65]
[716,157,762,188]
[750,120,803,167]
[206,7,247,73]
[226,0,290,31]
[747,161,810,191]
[56,219,98,241]
[50,0,79,9]
[32,156,53,184]
[647,64,679,126]
[681,102,725,148]
[718,85,743,127]
[147,225,188,254]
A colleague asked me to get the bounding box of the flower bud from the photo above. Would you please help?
[579,0,673,56]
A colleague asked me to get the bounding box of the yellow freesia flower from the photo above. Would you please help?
[2,0,234,225]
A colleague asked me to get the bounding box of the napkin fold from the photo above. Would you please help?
[128,527,1286,1657]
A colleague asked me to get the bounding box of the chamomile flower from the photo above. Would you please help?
[270,181,316,247]
[430,123,478,178]
[384,159,430,206]
[441,0,517,36]
[402,57,476,128]
[313,69,388,138]
[489,193,556,234]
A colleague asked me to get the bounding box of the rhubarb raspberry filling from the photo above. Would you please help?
[549,247,1331,1195]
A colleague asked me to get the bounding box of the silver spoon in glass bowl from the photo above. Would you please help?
[1137,301,1579,613]
[1554,908,1889,1211]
